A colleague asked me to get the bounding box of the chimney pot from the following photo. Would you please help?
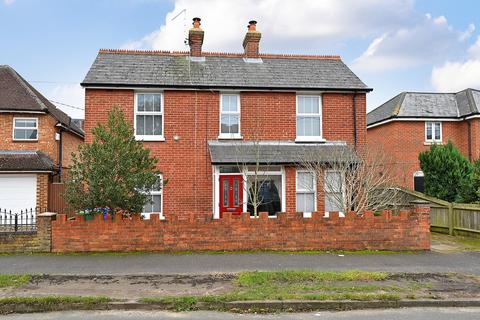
[188,17,204,57]
[243,20,261,58]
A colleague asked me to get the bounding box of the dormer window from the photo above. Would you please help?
[13,118,38,141]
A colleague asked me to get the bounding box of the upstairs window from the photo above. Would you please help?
[425,122,441,143]
[296,95,322,141]
[296,171,316,214]
[13,118,38,141]
[219,94,241,138]
[135,93,163,140]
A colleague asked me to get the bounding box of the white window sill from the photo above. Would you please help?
[424,141,442,146]
[295,137,326,143]
[302,212,312,218]
[135,135,166,142]
[217,134,243,140]
[13,139,38,142]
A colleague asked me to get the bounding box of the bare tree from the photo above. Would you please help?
[298,145,404,214]
[232,140,282,218]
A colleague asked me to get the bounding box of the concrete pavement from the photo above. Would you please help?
[3,308,480,319]
[0,251,479,275]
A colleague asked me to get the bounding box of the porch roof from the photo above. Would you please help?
[208,141,356,164]
[0,150,55,172]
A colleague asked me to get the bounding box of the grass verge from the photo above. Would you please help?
[140,270,405,311]
[0,296,112,314]
[0,274,31,288]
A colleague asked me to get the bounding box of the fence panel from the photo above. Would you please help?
[454,208,480,234]
[48,183,73,215]
[430,206,449,229]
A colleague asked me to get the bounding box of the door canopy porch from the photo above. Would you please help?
[208,140,356,165]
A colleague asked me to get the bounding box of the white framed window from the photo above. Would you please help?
[296,95,323,142]
[142,175,163,219]
[13,118,38,141]
[219,94,241,139]
[134,93,164,141]
[324,170,344,213]
[425,121,441,143]
[296,170,316,215]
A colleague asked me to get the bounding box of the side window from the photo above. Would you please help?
[296,171,316,213]
[13,118,38,141]
[425,122,441,143]
[135,93,163,140]
[324,170,344,213]
[219,94,241,138]
[142,175,163,219]
[296,95,322,141]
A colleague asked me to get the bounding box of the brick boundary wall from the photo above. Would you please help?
[51,208,430,253]
[0,214,54,253]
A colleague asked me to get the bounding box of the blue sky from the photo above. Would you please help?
[1,0,480,119]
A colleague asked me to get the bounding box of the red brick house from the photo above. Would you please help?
[367,88,480,191]
[0,65,84,212]
[81,19,371,219]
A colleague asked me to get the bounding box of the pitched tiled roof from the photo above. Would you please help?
[82,50,371,91]
[0,151,55,172]
[208,141,356,164]
[0,66,84,137]
[367,89,480,126]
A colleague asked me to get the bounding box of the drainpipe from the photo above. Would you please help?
[468,120,472,161]
[353,92,357,148]
[58,129,63,182]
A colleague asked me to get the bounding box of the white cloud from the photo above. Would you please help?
[3,0,15,5]
[48,84,85,119]
[431,60,480,91]
[431,37,480,92]
[121,0,414,53]
[353,14,475,72]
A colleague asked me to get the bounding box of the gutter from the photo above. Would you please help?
[80,82,373,92]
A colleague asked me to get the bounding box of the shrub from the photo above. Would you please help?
[419,141,473,202]
[65,107,160,214]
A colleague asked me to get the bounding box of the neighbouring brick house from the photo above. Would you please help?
[81,19,371,219]
[367,88,480,191]
[0,65,84,212]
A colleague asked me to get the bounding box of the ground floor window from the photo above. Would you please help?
[413,171,425,193]
[142,175,163,219]
[296,170,316,214]
[324,170,344,213]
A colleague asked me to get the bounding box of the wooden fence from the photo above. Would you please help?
[48,183,73,216]
[400,189,480,237]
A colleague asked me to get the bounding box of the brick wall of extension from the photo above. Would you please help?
[51,207,430,253]
[85,89,367,215]
[367,119,480,189]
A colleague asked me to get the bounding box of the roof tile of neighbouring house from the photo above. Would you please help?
[0,150,55,172]
[0,65,84,137]
[81,50,371,91]
[208,140,356,164]
[367,89,480,126]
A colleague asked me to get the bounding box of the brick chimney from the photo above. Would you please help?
[188,17,204,57]
[243,20,261,58]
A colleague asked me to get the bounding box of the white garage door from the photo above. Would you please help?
[0,174,37,212]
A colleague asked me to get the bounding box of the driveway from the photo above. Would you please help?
[0,251,479,275]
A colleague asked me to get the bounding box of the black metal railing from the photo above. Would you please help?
[0,208,43,233]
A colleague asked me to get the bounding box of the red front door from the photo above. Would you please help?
[219,175,243,218]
